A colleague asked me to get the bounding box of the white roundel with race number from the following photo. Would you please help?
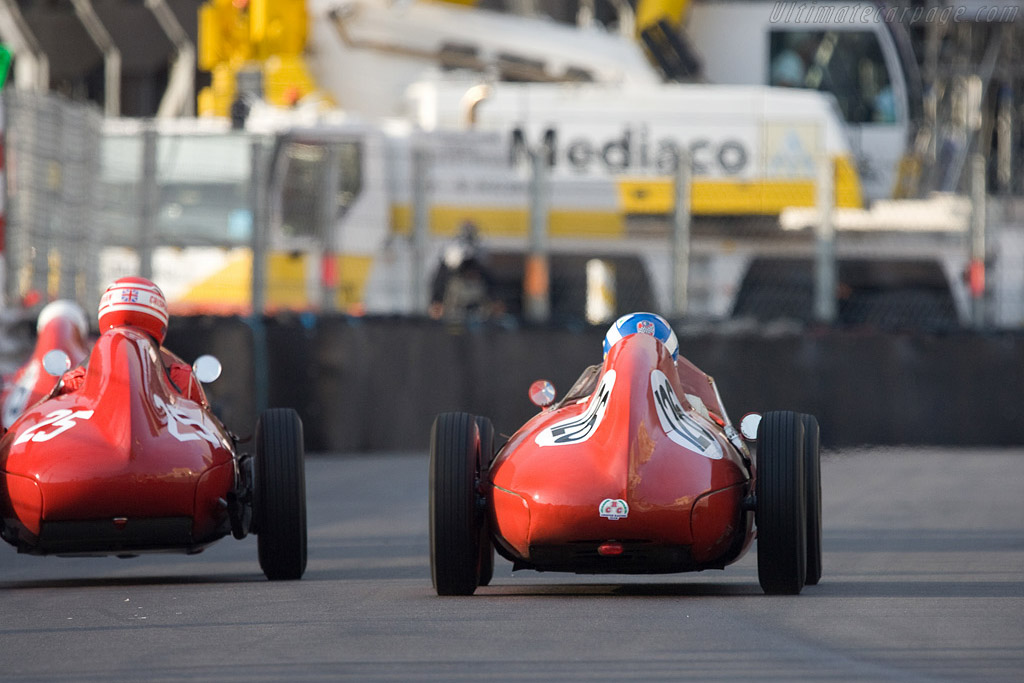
[535,370,616,447]
[650,369,723,460]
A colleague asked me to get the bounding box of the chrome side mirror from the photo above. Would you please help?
[42,350,71,377]
[739,412,762,441]
[193,355,222,384]
[528,379,556,408]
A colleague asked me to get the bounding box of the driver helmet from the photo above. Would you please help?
[37,299,89,340]
[603,312,678,360]
[97,276,169,344]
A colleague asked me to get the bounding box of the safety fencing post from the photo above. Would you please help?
[138,123,157,280]
[56,96,100,302]
[248,136,270,415]
[671,148,692,318]
[969,152,987,328]
[814,135,837,324]
[525,146,551,323]
[411,142,430,314]
[317,143,341,312]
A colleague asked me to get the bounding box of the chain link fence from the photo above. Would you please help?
[3,90,1018,333]
[4,91,103,310]
[3,92,259,317]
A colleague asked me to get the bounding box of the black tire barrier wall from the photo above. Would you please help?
[165,316,257,439]
[169,315,1024,451]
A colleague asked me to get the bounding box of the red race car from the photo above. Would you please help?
[0,324,307,581]
[1,300,91,429]
[430,312,821,595]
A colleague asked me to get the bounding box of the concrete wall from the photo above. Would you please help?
[167,315,1024,451]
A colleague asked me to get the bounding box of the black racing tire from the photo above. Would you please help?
[254,408,308,581]
[756,410,807,595]
[475,416,495,588]
[430,412,484,596]
[801,413,823,586]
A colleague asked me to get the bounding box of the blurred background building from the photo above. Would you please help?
[0,0,1022,330]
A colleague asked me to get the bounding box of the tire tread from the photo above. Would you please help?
[756,410,807,595]
[256,408,308,581]
[430,412,481,596]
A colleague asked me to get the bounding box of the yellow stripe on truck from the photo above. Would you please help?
[392,157,863,235]
[390,205,625,239]
[617,155,863,215]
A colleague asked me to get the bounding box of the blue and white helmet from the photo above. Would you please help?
[603,312,679,360]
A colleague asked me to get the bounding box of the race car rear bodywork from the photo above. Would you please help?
[0,328,236,555]
[488,333,753,573]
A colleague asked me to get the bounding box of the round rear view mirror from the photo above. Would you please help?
[528,379,556,408]
[739,412,762,441]
[42,349,71,377]
[193,355,222,384]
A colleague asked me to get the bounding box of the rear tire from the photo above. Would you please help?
[801,413,822,586]
[475,416,495,587]
[756,411,807,595]
[255,408,308,581]
[430,412,484,596]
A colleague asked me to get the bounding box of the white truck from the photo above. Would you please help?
[157,0,968,325]
[305,0,916,202]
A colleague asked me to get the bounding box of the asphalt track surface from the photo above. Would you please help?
[0,448,1021,682]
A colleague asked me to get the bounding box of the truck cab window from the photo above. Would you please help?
[280,143,325,239]
[280,141,363,240]
[769,30,896,124]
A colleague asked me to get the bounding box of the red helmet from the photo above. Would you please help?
[97,276,169,344]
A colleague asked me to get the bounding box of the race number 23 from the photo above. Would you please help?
[13,409,95,445]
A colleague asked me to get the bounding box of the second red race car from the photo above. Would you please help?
[430,312,821,595]
[1,300,91,429]
[0,278,307,581]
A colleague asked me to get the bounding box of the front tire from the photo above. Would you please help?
[801,414,822,586]
[756,411,807,595]
[430,412,485,596]
[254,408,308,581]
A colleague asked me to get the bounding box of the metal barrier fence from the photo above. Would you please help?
[3,89,1021,331]
[4,91,103,310]
[3,92,260,314]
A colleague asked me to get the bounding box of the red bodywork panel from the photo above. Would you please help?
[489,333,754,573]
[0,328,236,555]
[1,316,90,428]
